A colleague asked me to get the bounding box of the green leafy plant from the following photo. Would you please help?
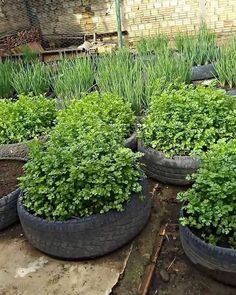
[0,59,17,98]
[12,62,51,95]
[20,106,143,221]
[215,37,236,89]
[55,92,135,145]
[178,140,236,248]
[53,57,94,100]
[96,48,146,114]
[139,84,236,157]
[21,46,38,63]
[176,24,218,65]
[144,47,191,99]
[0,94,56,144]
[137,34,169,55]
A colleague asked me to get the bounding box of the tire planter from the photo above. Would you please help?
[0,158,26,230]
[125,133,137,151]
[18,179,151,260]
[138,141,201,186]
[0,142,29,160]
[191,64,216,81]
[179,210,236,286]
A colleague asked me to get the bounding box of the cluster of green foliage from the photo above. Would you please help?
[20,93,143,221]
[21,46,38,63]
[12,62,51,95]
[178,140,236,248]
[54,92,135,144]
[0,94,56,144]
[215,37,236,89]
[136,34,169,55]
[53,57,94,100]
[175,24,218,65]
[0,59,17,98]
[96,48,146,114]
[139,84,236,157]
[144,48,192,99]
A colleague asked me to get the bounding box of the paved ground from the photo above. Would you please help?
[0,224,132,295]
[1,180,236,295]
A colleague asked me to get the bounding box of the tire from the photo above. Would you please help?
[179,210,236,286]
[18,179,151,260]
[125,133,137,151]
[226,89,236,97]
[0,158,26,230]
[0,188,21,230]
[191,64,217,81]
[0,142,29,160]
[138,141,201,186]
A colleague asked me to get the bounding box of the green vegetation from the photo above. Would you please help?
[215,37,236,89]
[144,47,191,99]
[0,59,16,98]
[96,49,146,114]
[20,92,143,221]
[0,94,56,144]
[139,84,236,157]
[12,62,51,95]
[53,57,94,101]
[178,140,236,248]
[137,34,169,55]
[176,24,218,65]
[54,92,135,145]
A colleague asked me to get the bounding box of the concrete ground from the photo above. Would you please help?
[1,180,235,295]
[0,224,132,295]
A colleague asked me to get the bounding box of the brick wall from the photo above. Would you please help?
[0,0,30,35]
[1,0,236,43]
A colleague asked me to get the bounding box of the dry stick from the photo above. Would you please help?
[138,224,167,295]
[167,256,176,271]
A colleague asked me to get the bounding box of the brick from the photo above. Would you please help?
[1,0,236,47]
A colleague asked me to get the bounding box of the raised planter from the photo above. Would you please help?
[0,142,29,160]
[125,133,137,151]
[191,64,216,81]
[138,141,201,186]
[18,179,151,259]
[0,158,26,230]
[179,210,236,286]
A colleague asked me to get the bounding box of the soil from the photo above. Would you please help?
[0,159,25,198]
[148,183,236,295]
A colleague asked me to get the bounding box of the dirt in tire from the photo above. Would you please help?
[0,159,24,198]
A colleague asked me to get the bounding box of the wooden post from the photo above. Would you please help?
[115,0,123,48]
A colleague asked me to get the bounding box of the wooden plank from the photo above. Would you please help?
[138,224,167,295]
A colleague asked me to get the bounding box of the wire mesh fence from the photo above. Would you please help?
[0,0,123,58]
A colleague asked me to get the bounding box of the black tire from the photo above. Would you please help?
[226,89,236,97]
[138,141,200,186]
[125,133,137,151]
[0,188,21,230]
[18,179,151,260]
[191,64,217,81]
[179,210,236,286]
[0,142,29,159]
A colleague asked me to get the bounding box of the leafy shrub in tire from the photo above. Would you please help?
[178,140,236,285]
[138,84,236,185]
[54,92,136,148]
[18,103,150,258]
[0,94,56,145]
